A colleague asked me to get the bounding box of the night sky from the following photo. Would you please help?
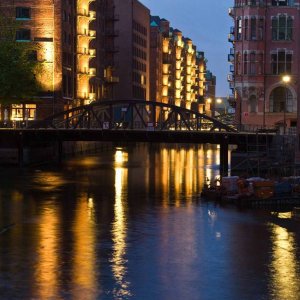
[141,0,232,97]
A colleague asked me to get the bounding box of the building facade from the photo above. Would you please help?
[229,0,300,132]
[114,0,150,100]
[0,0,118,123]
[149,16,207,112]
[0,0,211,124]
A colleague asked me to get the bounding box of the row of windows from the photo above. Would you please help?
[234,0,294,6]
[133,59,146,72]
[133,33,147,48]
[235,50,292,75]
[236,15,293,41]
[133,20,147,36]
[133,46,147,60]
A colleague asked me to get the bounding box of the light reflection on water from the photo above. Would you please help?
[111,150,131,298]
[0,143,300,300]
[270,225,300,300]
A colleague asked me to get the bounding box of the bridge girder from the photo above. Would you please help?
[29,99,237,133]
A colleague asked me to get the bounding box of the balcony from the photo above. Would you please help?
[77,47,96,57]
[230,64,235,73]
[89,92,96,101]
[227,74,234,82]
[229,48,234,55]
[77,9,96,20]
[228,54,234,62]
[105,76,119,83]
[230,26,235,35]
[89,68,96,76]
[228,7,235,17]
[229,82,235,89]
[228,34,234,43]
[78,30,96,39]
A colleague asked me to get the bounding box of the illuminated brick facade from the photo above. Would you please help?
[229,0,300,132]
[0,0,118,122]
[149,17,206,112]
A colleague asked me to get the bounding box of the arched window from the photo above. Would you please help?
[269,86,293,112]
[249,95,257,113]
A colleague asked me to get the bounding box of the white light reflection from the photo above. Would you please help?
[270,224,300,299]
[111,150,131,298]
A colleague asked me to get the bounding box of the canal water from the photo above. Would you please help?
[0,143,300,300]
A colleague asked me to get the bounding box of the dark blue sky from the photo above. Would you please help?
[141,0,232,96]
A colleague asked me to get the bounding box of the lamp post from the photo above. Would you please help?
[282,75,291,135]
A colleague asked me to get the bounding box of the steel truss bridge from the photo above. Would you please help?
[0,100,276,174]
[29,99,236,132]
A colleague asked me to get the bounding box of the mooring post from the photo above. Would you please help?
[18,131,24,168]
[220,135,229,177]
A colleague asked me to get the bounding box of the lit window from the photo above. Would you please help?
[11,104,23,121]
[11,104,36,121]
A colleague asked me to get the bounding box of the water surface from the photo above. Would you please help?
[0,143,300,300]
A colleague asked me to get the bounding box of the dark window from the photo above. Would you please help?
[272,0,293,6]
[250,52,256,75]
[250,17,256,40]
[258,18,264,40]
[272,15,293,40]
[271,50,292,75]
[16,7,30,19]
[244,53,248,75]
[244,19,248,40]
[16,29,31,41]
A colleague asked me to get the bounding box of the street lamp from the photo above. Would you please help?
[216,98,227,115]
[282,75,291,135]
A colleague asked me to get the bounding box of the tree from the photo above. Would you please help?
[0,16,41,105]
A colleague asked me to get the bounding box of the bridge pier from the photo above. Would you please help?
[18,132,24,167]
[220,136,229,177]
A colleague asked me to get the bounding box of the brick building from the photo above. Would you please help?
[114,0,150,100]
[0,0,210,123]
[229,0,300,132]
[0,0,118,122]
[149,16,207,112]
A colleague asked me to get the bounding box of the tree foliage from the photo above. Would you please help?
[0,16,41,104]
